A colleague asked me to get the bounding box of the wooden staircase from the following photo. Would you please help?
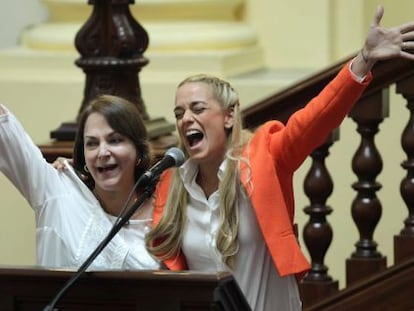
[304,257,414,311]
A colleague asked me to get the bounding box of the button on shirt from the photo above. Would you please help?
[180,159,302,311]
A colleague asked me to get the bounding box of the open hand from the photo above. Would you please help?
[365,5,414,62]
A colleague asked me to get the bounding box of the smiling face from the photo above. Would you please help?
[174,82,234,168]
[83,112,138,194]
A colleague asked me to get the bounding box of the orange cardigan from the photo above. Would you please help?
[152,62,372,278]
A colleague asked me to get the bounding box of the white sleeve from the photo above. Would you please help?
[0,105,67,209]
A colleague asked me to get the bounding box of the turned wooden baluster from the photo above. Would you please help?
[346,90,388,286]
[394,75,414,264]
[299,132,339,308]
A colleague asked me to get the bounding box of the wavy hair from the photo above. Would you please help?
[146,75,252,268]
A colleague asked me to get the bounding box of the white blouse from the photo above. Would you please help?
[180,159,302,311]
[0,105,160,271]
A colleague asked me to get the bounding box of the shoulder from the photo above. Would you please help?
[154,169,174,205]
[248,120,284,144]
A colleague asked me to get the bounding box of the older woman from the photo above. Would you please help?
[0,95,160,270]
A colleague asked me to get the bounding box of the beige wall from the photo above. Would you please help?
[0,0,47,48]
[1,0,413,289]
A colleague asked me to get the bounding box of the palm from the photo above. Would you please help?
[364,5,414,62]
[366,26,401,60]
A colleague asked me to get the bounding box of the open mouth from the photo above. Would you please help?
[186,129,204,147]
[97,164,117,173]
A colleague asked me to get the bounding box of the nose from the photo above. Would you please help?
[181,109,194,123]
[97,142,110,158]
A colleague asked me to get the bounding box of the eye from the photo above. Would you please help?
[84,139,98,148]
[108,134,124,144]
[174,109,184,120]
[192,106,206,114]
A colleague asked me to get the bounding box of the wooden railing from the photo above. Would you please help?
[242,55,414,308]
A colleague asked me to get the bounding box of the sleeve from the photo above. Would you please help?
[270,62,372,171]
[0,105,67,209]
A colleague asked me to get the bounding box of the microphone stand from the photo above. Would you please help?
[43,180,158,311]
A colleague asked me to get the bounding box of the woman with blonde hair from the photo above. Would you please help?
[146,6,414,310]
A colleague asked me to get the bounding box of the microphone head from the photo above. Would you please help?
[165,147,185,167]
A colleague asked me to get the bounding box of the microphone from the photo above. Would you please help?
[137,147,185,186]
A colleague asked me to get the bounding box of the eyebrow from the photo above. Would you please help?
[174,101,206,111]
[84,131,118,139]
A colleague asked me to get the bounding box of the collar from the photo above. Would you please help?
[179,158,228,184]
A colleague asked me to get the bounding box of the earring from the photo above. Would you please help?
[84,164,90,173]
[136,158,142,167]
[225,124,233,129]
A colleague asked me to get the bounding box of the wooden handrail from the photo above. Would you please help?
[242,54,414,128]
[304,257,414,311]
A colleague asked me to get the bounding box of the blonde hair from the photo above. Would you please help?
[146,74,252,267]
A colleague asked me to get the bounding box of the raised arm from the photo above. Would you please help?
[0,105,67,207]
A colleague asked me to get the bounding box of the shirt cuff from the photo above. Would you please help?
[348,57,367,83]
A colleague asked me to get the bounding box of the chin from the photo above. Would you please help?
[97,182,119,191]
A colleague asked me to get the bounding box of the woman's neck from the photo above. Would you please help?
[197,160,222,198]
[94,188,137,217]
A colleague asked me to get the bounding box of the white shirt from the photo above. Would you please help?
[180,159,302,311]
[0,105,160,271]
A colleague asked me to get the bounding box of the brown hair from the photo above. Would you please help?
[73,94,150,190]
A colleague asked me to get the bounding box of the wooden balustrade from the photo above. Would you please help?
[242,56,414,307]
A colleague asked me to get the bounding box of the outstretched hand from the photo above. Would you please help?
[351,5,414,78]
[365,5,414,62]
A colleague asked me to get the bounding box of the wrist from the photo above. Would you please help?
[349,47,374,79]
[360,45,375,67]
[361,48,369,64]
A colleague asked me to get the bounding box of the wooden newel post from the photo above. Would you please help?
[43,0,177,161]
[51,0,150,140]
[75,0,149,119]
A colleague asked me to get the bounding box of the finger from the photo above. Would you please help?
[402,40,414,51]
[53,157,67,170]
[402,32,414,41]
[400,50,414,60]
[373,5,384,27]
[398,21,414,34]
